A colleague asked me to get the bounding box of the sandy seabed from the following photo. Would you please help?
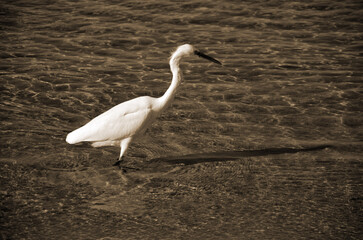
[1,143,362,239]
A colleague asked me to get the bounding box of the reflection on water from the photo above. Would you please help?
[0,0,362,239]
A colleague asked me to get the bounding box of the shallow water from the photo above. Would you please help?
[1,0,362,239]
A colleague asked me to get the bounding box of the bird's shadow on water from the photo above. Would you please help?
[149,145,332,165]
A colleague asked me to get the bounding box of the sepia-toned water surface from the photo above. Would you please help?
[1,0,362,239]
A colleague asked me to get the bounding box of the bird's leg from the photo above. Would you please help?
[113,138,131,167]
[112,139,130,167]
[112,138,139,171]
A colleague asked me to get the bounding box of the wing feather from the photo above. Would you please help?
[66,96,156,144]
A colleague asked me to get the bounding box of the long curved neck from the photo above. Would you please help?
[159,53,183,109]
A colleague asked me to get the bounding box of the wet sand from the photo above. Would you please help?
[1,143,362,239]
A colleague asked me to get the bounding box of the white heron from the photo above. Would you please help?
[66,44,221,167]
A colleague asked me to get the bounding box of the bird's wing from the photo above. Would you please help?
[66,96,156,144]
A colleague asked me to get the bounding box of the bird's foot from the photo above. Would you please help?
[113,158,140,172]
[113,159,123,166]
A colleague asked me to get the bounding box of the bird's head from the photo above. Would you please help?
[176,44,195,56]
[172,44,222,65]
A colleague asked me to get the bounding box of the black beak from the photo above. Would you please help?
[194,50,222,65]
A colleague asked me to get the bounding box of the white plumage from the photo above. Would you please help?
[66,44,221,166]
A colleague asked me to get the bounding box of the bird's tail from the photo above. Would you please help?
[66,124,96,144]
[66,131,80,144]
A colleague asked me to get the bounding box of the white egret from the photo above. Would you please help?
[66,44,221,166]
